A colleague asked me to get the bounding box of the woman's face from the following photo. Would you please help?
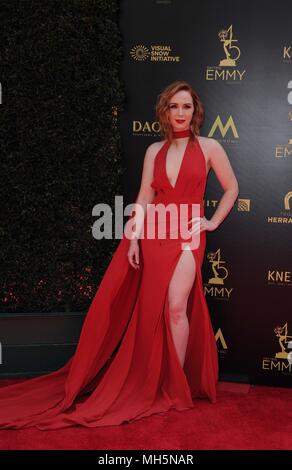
[167,90,194,132]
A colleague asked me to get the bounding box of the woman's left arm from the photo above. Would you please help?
[205,138,239,231]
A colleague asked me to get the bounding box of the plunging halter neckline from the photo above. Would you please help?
[164,137,190,190]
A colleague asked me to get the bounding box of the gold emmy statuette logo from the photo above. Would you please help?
[274,323,292,360]
[206,25,245,81]
[218,25,241,67]
[207,249,228,285]
[284,191,292,210]
[130,45,150,61]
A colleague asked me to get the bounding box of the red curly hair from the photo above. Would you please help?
[155,80,204,143]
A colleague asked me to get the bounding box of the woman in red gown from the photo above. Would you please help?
[0,80,239,429]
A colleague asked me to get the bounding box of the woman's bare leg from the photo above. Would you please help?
[168,249,196,368]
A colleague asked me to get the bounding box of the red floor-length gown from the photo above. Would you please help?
[0,135,218,429]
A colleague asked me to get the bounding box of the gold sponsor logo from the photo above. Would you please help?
[204,198,250,212]
[215,328,228,357]
[237,199,250,211]
[284,191,292,210]
[130,44,180,62]
[267,192,292,223]
[132,120,161,136]
[267,270,292,286]
[208,115,239,141]
[283,46,291,60]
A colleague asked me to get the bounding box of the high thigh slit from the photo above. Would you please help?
[167,247,196,366]
[0,136,218,429]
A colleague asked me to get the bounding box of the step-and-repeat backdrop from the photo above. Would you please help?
[119,0,292,387]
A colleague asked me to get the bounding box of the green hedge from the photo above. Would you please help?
[0,0,126,312]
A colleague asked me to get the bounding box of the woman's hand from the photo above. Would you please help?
[127,240,140,270]
[188,216,218,235]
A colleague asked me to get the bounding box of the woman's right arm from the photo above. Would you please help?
[126,142,160,269]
